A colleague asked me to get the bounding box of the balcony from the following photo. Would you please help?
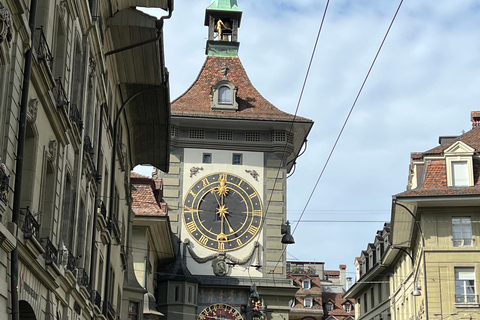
[53,78,69,110]
[106,300,116,320]
[66,251,77,275]
[84,136,95,160]
[453,238,474,247]
[455,294,478,304]
[110,216,121,243]
[0,165,9,204]
[21,207,40,241]
[92,290,102,310]
[77,268,89,288]
[34,27,54,71]
[41,238,58,266]
[70,104,84,136]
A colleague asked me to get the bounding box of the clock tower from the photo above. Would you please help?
[155,1,313,319]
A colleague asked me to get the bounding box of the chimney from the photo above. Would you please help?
[471,111,480,128]
[340,264,347,291]
[346,277,353,291]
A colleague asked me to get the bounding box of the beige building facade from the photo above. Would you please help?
[0,0,172,319]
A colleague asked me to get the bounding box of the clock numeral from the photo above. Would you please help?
[202,178,209,187]
[249,193,258,199]
[253,210,262,217]
[199,235,209,245]
[219,173,227,182]
[189,190,197,198]
[218,242,225,251]
[247,225,258,235]
[236,239,243,246]
[186,221,197,233]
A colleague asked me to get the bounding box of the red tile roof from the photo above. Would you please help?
[131,173,167,217]
[322,292,354,319]
[171,56,312,122]
[398,125,480,197]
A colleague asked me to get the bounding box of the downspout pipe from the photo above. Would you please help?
[102,3,173,317]
[11,0,38,319]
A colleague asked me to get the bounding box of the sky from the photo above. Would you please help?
[136,0,480,276]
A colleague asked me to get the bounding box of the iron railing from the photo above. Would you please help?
[455,294,478,304]
[84,136,95,159]
[34,27,54,70]
[0,165,9,204]
[41,238,58,265]
[106,300,116,320]
[77,268,89,288]
[92,290,102,309]
[70,104,84,135]
[22,207,40,240]
[98,201,107,220]
[66,251,76,274]
[452,238,474,247]
[53,78,69,110]
[110,216,121,243]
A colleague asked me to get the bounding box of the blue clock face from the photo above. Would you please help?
[183,173,263,251]
[198,303,243,320]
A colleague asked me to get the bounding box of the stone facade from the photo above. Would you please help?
[0,0,172,319]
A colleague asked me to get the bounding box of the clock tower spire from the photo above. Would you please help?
[204,0,243,57]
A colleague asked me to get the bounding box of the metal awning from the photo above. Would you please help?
[106,8,170,172]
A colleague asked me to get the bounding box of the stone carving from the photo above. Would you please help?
[221,62,229,77]
[47,140,57,163]
[89,57,96,76]
[189,166,203,178]
[0,4,12,44]
[27,99,38,123]
[185,239,259,276]
[245,169,259,181]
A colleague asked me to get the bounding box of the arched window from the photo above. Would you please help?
[218,86,232,104]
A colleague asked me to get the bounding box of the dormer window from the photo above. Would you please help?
[302,279,311,289]
[219,86,232,104]
[211,80,238,111]
[304,297,313,308]
[326,302,333,312]
[344,303,351,312]
[444,141,475,187]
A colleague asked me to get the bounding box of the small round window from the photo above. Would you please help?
[218,86,232,104]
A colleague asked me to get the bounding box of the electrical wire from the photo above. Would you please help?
[271,0,406,273]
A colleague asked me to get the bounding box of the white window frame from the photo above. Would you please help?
[345,303,351,312]
[302,279,311,290]
[326,302,333,312]
[304,298,313,308]
[454,267,477,304]
[444,141,475,187]
[452,217,473,247]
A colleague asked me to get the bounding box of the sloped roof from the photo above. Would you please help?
[322,292,355,318]
[397,124,480,197]
[171,56,312,123]
[131,173,167,216]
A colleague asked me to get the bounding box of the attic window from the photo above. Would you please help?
[345,303,351,312]
[211,80,238,111]
[302,279,311,289]
[304,298,312,308]
[219,86,232,104]
[444,141,474,187]
[326,302,333,312]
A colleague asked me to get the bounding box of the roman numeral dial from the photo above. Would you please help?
[183,172,263,251]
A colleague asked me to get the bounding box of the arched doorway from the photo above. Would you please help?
[19,300,37,320]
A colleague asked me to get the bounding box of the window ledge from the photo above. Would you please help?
[455,303,480,308]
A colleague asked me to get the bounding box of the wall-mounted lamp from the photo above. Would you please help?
[281,221,295,244]
[412,283,421,296]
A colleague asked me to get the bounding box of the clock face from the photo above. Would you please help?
[198,303,243,320]
[183,172,263,251]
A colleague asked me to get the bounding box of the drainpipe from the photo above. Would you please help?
[102,3,173,317]
[11,0,38,319]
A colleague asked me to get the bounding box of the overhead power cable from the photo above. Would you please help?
[272,0,406,273]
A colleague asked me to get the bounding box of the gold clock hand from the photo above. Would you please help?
[223,215,235,233]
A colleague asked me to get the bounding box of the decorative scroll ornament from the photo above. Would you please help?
[221,62,229,77]
[189,166,203,178]
[47,140,57,163]
[27,99,38,123]
[245,169,259,181]
[0,4,12,44]
[184,239,260,276]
